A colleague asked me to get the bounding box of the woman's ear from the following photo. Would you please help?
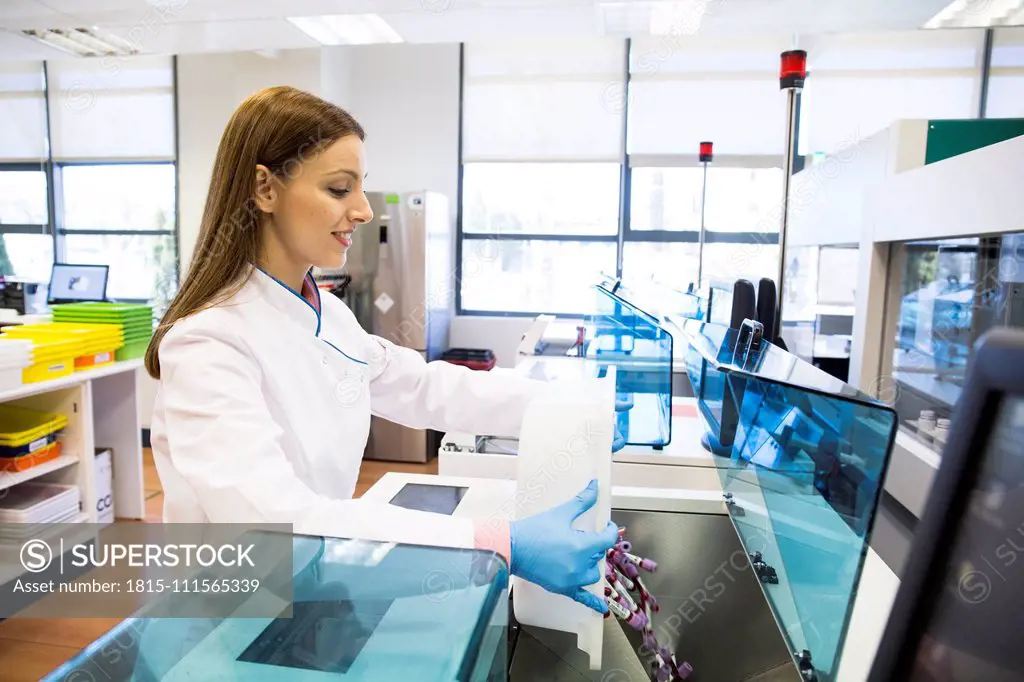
[253,164,277,213]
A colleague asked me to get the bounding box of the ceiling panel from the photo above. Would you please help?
[0,0,62,29]
[383,5,605,42]
[0,0,980,61]
[98,18,322,54]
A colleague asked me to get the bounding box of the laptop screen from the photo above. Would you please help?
[48,264,108,303]
[905,394,1024,681]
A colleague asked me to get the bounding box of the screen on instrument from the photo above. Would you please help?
[237,599,394,674]
[905,394,1024,682]
[388,483,467,516]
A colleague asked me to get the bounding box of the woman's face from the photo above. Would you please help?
[256,134,374,271]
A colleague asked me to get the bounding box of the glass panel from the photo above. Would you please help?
[586,284,673,447]
[462,163,620,236]
[890,233,1024,448]
[1,234,54,282]
[41,534,509,682]
[61,164,175,231]
[63,234,177,306]
[622,241,699,292]
[630,167,783,233]
[681,319,898,680]
[0,169,47,225]
[460,238,615,313]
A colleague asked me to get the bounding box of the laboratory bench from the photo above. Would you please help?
[34,471,899,682]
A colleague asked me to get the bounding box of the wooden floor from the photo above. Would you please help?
[0,449,438,681]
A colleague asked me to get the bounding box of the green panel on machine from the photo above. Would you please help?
[925,118,1024,165]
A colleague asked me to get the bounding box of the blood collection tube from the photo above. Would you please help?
[613,580,638,611]
[606,596,647,630]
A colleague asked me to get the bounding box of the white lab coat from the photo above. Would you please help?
[150,266,544,549]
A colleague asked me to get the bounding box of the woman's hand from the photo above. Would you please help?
[509,480,618,613]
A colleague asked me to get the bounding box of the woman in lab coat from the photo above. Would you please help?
[145,85,617,614]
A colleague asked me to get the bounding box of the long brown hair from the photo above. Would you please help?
[145,86,365,379]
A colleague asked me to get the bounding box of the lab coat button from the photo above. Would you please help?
[322,357,328,365]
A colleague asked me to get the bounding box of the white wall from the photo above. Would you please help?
[175,48,324,273]
[322,44,461,229]
[787,120,928,248]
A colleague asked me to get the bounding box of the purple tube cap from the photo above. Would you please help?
[627,611,648,630]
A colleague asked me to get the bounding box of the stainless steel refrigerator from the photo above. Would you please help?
[315,190,453,462]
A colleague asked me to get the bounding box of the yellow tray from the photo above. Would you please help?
[0,405,69,447]
[3,327,123,351]
[23,356,75,383]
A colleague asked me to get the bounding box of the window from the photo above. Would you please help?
[58,163,177,302]
[46,56,175,161]
[460,239,616,314]
[0,61,46,162]
[457,31,998,316]
[63,233,176,301]
[621,242,699,291]
[987,27,1024,118]
[1,234,54,281]
[60,164,175,232]
[0,168,47,226]
[629,166,783,234]
[45,55,179,310]
[462,163,620,237]
[799,30,987,155]
[628,35,793,156]
[625,164,784,291]
[459,40,626,314]
[0,61,50,281]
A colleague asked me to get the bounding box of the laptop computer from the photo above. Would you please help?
[47,263,109,304]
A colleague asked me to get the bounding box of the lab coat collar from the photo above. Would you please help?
[249,266,323,336]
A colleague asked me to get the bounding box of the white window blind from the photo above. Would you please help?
[799,29,985,155]
[47,56,175,161]
[0,61,47,162]
[461,39,626,162]
[627,35,793,156]
[988,27,1024,118]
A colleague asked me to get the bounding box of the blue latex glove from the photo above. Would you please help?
[612,426,626,452]
[510,480,619,614]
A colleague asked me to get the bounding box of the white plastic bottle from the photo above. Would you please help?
[510,364,615,670]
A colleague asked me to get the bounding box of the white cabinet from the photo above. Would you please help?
[0,360,145,523]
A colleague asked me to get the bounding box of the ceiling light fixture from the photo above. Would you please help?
[649,0,709,36]
[286,14,403,45]
[924,0,1024,28]
[596,1,708,37]
[20,27,140,57]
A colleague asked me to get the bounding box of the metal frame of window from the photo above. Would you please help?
[0,58,180,303]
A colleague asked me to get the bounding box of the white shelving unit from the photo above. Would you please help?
[0,359,146,523]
